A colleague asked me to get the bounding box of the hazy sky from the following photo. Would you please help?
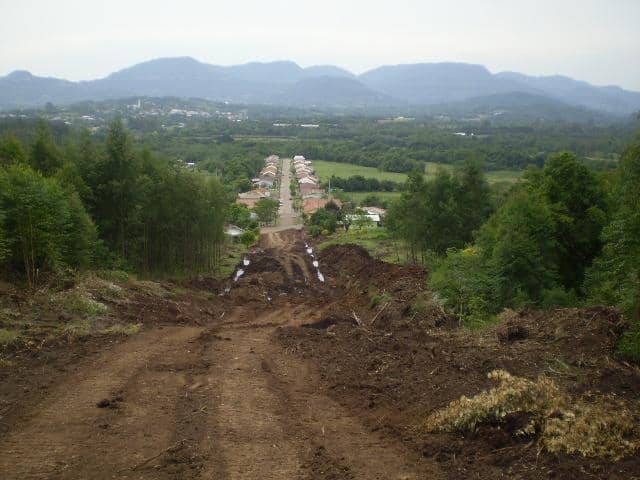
[1,0,639,90]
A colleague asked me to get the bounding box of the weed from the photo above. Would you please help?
[171,286,188,296]
[618,325,640,362]
[96,270,131,283]
[0,358,15,367]
[370,292,391,308]
[62,291,108,316]
[61,320,92,342]
[0,328,20,346]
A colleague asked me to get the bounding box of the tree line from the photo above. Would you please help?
[0,119,228,286]
[386,139,640,360]
[323,175,404,192]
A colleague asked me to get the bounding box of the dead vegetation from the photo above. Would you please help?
[425,369,640,461]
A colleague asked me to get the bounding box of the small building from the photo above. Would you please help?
[303,197,342,215]
[362,206,387,217]
[254,176,275,188]
[345,213,382,227]
[298,176,318,185]
[293,155,306,162]
[237,189,270,208]
[300,184,323,196]
[261,166,278,176]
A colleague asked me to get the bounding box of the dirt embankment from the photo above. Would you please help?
[1,233,639,479]
[277,243,640,480]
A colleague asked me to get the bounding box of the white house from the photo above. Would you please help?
[298,176,318,185]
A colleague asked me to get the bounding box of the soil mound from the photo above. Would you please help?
[278,300,640,479]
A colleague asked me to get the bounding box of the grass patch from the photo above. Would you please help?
[60,319,93,342]
[96,269,131,283]
[370,292,392,308]
[219,241,250,277]
[61,291,108,316]
[314,160,409,182]
[0,328,21,346]
[315,160,520,188]
[342,191,403,205]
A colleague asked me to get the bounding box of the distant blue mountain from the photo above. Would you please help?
[1,57,638,116]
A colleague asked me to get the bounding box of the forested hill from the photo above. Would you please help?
[2,57,639,116]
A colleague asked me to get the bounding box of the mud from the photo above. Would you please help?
[1,231,639,479]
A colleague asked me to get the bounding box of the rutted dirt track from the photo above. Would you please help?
[0,229,440,479]
[2,228,640,479]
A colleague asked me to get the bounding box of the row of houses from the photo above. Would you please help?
[293,154,388,225]
[252,155,280,189]
[237,155,280,208]
[292,155,345,214]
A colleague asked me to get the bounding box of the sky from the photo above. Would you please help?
[1,0,639,90]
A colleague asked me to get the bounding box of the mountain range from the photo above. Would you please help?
[1,57,639,117]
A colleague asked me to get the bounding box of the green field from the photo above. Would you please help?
[425,162,521,184]
[313,160,409,182]
[485,170,522,184]
[344,191,403,205]
[314,159,520,185]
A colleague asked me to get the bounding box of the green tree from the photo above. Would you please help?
[587,140,640,359]
[431,247,502,325]
[30,121,63,176]
[535,152,606,290]
[386,171,428,262]
[477,189,560,307]
[239,230,257,247]
[455,160,493,244]
[227,203,253,229]
[0,206,7,265]
[0,165,95,287]
[93,119,141,258]
[254,198,279,225]
[0,134,27,166]
[309,208,338,234]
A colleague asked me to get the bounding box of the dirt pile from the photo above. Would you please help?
[315,244,446,330]
[278,281,640,480]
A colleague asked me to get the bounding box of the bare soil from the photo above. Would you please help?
[0,230,638,479]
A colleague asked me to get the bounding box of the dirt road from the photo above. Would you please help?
[274,157,301,229]
[0,229,440,479]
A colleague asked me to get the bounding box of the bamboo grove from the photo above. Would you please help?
[0,119,227,285]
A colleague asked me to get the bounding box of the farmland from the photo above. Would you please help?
[315,159,521,185]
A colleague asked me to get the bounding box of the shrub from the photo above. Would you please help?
[430,247,501,326]
[309,225,322,237]
[239,230,257,247]
[0,328,20,346]
[309,208,338,234]
[617,327,640,362]
[96,269,130,283]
